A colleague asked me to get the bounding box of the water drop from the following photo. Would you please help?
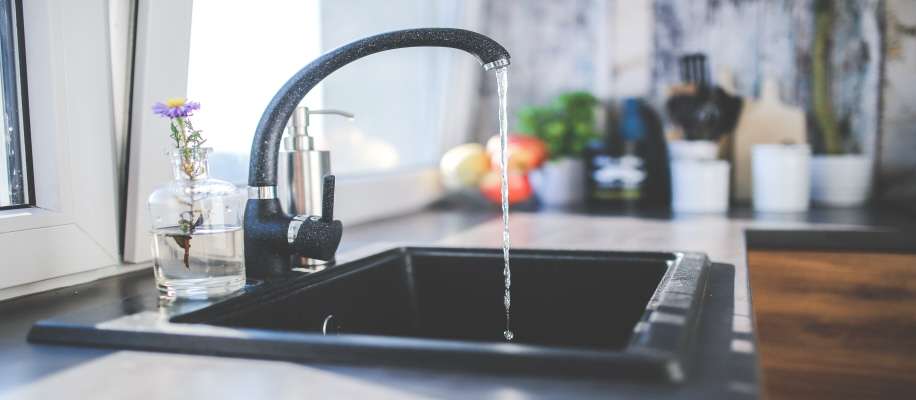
[504,330,514,341]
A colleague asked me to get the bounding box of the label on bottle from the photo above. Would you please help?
[589,154,646,201]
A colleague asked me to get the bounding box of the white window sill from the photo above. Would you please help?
[0,261,150,303]
[0,207,73,234]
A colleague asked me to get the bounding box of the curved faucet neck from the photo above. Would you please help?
[246,28,510,188]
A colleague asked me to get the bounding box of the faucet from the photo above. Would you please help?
[244,28,511,279]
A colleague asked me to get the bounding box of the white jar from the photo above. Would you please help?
[668,140,729,213]
[671,160,730,213]
[752,144,811,212]
[668,140,719,161]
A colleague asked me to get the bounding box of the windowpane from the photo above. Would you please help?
[187,0,323,185]
[187,0,465,183]
[0,0,28,208]
[316,1,460,176]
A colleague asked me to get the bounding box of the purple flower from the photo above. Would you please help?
[152,98,200,118]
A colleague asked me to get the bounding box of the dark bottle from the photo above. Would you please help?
[586,98,670,209]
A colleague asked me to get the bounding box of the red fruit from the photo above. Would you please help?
[511,134,549,168]
[479,171,533,205]
[486,134,549,173]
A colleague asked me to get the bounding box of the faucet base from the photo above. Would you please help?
[244,198,292,279]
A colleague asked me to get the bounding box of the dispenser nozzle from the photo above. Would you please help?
[285,107,355,151]
[293,107,355,137]
[308,109,355,120]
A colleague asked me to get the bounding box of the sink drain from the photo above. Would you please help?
[322,314,340,335]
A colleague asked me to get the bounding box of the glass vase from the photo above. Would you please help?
[148,147,245,299]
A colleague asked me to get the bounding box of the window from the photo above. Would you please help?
[0,0,122,292]
[0,0,30,209]
[1,0,487,289]
[125,0,485,261]
[312,1,470,176]
[185,0,476,181]
[186,0,323,184]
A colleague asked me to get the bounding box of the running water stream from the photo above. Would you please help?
[494,66,514,342]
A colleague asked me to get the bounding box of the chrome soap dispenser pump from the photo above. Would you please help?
[278,106,353,268]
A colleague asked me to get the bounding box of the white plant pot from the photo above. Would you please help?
[530,158,585,207]
[810,155,872,207]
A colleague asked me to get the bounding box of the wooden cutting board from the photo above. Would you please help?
[731,80,807,201]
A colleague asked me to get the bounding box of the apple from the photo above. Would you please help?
[479,170,533,205]
[486,134,548,173]
[439,143,491,191]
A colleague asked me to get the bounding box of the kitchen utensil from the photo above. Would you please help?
[667,54,743,142]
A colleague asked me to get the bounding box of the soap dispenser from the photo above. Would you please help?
[278,106,353,269]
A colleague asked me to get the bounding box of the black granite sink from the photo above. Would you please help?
[29,247,709,381]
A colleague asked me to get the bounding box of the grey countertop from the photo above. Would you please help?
[0,207,910,399]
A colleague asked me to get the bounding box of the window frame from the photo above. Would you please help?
[0,0,122,290]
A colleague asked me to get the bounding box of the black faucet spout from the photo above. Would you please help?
[243,28,509,279]
[247,28,510,188]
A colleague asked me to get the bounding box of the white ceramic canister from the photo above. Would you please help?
[668,140,719,161]
[671,160,731,213]
[752,144,811,212]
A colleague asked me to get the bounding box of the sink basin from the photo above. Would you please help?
[30,247,709,381]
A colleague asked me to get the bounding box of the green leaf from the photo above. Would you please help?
[516,91,601,158]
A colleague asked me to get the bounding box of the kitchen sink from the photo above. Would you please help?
[30,247,709,381]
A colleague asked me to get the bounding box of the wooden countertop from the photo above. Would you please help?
[749,250,916,399]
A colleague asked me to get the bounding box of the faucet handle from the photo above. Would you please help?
[321,175,335,222]
[288,176,341,261]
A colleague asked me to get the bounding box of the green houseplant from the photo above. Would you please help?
[517,91,600,160]
[809,0,872,207]
[517,91,601,206]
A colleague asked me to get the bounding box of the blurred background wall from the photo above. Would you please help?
[881,0,916,208]
[470,0,912,206]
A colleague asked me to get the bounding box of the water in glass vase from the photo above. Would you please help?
[148,147,246,300]
[152,224,245,299]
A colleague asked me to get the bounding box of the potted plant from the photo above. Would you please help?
[809,0,872,207]
[517,91,600,206]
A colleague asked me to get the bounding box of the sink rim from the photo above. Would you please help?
[29,246,710,381]
[172,246,710,381]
